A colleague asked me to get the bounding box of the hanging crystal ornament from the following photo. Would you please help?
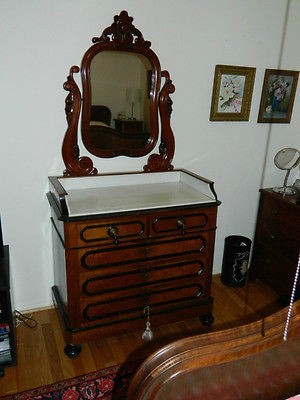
[283,251,300,341]
[142,306,154,341]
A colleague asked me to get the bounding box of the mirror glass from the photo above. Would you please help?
[274,147,300,170]
[273,147,300,195]
[83,51,153,155]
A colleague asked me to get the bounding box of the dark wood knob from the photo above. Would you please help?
[176,218,185,235]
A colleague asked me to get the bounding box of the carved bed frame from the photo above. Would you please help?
[126,301,300,399]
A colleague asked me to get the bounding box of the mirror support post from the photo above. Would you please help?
[144,70,175,172]
[62,66,98,176]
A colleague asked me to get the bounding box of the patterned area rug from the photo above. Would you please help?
[0,361,140,400]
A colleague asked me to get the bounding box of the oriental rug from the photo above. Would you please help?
[0,361,140,400]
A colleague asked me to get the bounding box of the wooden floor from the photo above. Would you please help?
[0,275,283,396]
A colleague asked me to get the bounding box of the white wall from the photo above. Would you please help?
[261,0,300,188]
[1,0,299,311]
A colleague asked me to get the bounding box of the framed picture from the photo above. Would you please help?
[257,69,299,123]
[210,65,256,121]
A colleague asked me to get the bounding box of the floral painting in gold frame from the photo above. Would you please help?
[257,69,299,123]
[210,65,256,121]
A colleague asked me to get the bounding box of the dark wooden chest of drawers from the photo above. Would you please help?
[114,119,144,134]
[250,189,300,301]
[48,170,220,357]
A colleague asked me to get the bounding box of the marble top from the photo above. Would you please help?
[49,170,217,217]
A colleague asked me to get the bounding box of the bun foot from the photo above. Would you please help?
[64,343,82,358]
[200,313,214,327]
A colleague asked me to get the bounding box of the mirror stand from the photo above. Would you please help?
[61,10,175,177]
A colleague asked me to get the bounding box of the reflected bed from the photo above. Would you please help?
[89,105,148,150]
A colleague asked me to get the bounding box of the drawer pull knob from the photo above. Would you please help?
[199,244,205,252]
[107,225,119,245]
[142,306,154,341]
[177,218,186,235]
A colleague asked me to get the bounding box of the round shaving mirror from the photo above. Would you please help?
[272,147,300,195]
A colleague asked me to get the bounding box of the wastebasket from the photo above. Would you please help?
[221,235,252,287]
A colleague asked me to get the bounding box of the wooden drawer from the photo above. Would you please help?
[260,195,299,236]
[79,251,208,279]
[149,207,217,237]
[75,236,208,271]
[80,258,205,296]
[64,214,146,248]
[251,243,299,297]
[260,221,299,264]
[80,279,205,326]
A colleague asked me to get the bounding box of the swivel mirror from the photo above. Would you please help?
[62,10,175,176]
[272,147,300,195]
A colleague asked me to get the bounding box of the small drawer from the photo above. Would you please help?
[149,207,217,237]
[65,215,146,247]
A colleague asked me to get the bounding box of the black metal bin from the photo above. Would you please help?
[221,235,252,287]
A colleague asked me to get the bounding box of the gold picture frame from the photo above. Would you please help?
[210,65,256,121]
[257,69,299,123]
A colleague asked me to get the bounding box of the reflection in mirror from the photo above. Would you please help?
[88,51,151,152]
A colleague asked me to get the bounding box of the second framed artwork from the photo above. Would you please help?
[210,65,256,121]
[257,69,299,123]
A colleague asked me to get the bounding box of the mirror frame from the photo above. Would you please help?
[62,11,175,176]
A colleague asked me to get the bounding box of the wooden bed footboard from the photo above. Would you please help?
[127,301,300,400]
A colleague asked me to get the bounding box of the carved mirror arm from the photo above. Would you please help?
[62,66,98,177]
[144,70,175,172]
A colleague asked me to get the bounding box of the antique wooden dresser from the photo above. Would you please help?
[48,171,220,356]
[250,188,300,302]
